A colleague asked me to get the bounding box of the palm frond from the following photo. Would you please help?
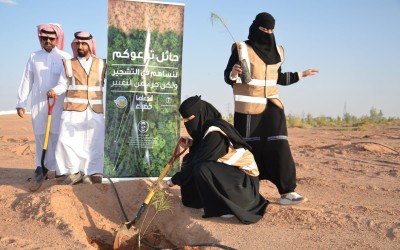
[210,12,236,42]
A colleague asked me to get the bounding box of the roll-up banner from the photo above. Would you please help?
[105,0,185,178]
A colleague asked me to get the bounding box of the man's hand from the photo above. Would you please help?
[47,89,56,98]
[302,69,319,77]
[17,108,25,118]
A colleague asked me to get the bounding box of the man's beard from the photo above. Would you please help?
[42,43,55,52]
[78,50,88,57]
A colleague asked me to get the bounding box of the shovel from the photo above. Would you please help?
[29,95,57,192]
[113,138,188,249]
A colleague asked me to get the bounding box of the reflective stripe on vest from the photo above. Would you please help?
[233,42,284,114]
[235,95,266,104]
[64,97,102,105]
[204,126,259,177]
[67,85,102,91]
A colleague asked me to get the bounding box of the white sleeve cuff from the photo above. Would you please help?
[52,72,68,95]
[229,71,238,81]
[52,84,67,95]
[16,100,26,109]
[298,71,303,80]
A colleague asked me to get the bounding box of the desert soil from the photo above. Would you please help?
[0,113,399,250]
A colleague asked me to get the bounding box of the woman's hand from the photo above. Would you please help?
[157,179,174,189]
[179,136,193,149]
[230,63,242,79]
[165,179,174,187]
[302,69,319,77]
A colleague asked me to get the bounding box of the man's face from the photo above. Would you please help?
[40,36,57,52]
[76,42,91,58]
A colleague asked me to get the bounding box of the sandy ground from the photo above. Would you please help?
[0,113,399,250]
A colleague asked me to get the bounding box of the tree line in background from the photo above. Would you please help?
[223,107,400,130]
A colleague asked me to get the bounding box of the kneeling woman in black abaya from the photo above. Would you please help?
[168,96,268,224]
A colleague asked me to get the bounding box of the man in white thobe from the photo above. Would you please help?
[16,23,71,191]
[47,31,106,185]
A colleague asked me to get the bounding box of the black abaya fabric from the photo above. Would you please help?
[195,161,267,224]
[233,101,297,194]
[172,132,268,224]
[172,97,268,224]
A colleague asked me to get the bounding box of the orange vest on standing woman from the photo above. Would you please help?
[232,42,285,115]
[62,57,106,113]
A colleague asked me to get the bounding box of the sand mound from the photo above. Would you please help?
[1,115,399,249]
[11,179,219,249]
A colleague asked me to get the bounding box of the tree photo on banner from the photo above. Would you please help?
[104,0,185,178]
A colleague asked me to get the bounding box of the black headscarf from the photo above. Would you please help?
[179,95,221,144]
[179,95,251,150]
[247,12,281,65]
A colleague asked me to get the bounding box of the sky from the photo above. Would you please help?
[1,0,399,118]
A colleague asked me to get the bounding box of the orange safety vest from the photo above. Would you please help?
[62,57,106,113]
[204,126,259,177]
[233,42,285,114]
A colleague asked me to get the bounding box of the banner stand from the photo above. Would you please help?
[104,0,185,179]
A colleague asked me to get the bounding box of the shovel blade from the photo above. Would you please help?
[28,167,46,192]
[113,223,139,249]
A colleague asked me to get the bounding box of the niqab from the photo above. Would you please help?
[179,96,252,151]
[247,12,281,65]
[179,96,221,147]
